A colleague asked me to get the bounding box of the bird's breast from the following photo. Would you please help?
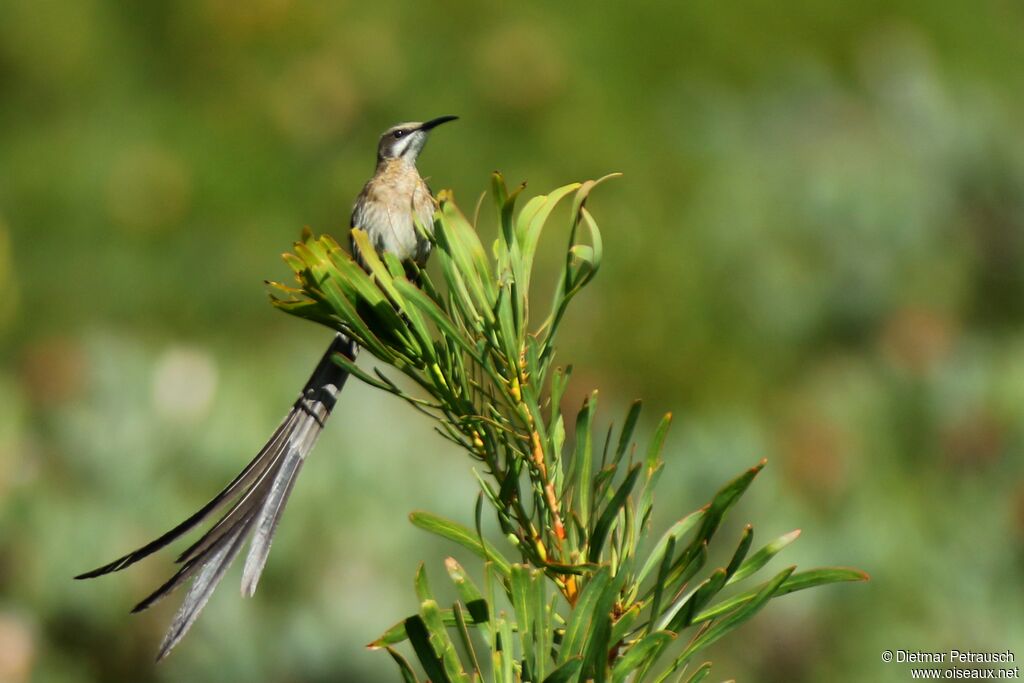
[354,162,434,264]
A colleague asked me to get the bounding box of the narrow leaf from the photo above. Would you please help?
[637,509,705,586]
[683,662,712,683]
[422,599,470,683]
[693,460,766,549]
[666,568,727,633]
[573,392,597,530]
[511,565,538,674]
[445,557,490,623]
[694,567,869,624]
[415,563,432,602]
[543,658,583,683]
[646,535,675,636]
[410,512,511,578]
[672,567,795,669]
[386,647,420,683]
[724,526,754,581]
[405,615,451,683]
[452,602,482,677]
[558,566,612,664]
[370,607,488,649]
[614,400,643,463]
[611,631,675,683]
[589,464,642,563]
[726,529,800,586]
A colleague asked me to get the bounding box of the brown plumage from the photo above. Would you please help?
[351,156,436,268]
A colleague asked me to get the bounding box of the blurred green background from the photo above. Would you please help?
[2,0,1023,681]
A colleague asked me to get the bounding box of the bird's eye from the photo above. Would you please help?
[393,130,406,139]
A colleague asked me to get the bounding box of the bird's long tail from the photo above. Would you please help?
[75,333,357,660]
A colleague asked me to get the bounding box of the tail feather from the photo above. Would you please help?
[239,358,343,595]
[173,410,302,565]
[156,509,259,661]
[131,508,257,614]
[76,333,358,659]
[241,446,307,597]
[73,415,295,579]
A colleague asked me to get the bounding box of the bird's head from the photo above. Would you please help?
[377,116,458,164]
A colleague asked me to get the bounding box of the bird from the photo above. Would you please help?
[76,115,459,660]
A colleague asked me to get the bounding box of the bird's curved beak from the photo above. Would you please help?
[419,115,459,132]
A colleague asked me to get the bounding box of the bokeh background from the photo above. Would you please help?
[2,1,1023,681]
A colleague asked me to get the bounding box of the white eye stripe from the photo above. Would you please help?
[397,132,425,158]
[378,127,425,160]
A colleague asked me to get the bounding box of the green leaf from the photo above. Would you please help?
[694,567,869,624]
[445,558,490,623]
[682,662,712,683]
[405,614,451,683]
[495,286,522,366]
[609,604,641,645]
[511,565,539,674]
[369,607,489,649]
[637,508,705,586]
[533,565,552,680]
[415,563,432,602]
[502,180,527,239]
[543,658,583,683]
[452,602,482,677]
[315,276,396,362]
[653,543,708,631]
[666,568,727,633]
[422,599,470,683]
[692,459,765,550]
[646,535,675,637]
[386,647,420,683]
[550,366,572,426]
[539,182,611,364]
[410,512,511,578]
[611,631,675,683]
[515,183,581,297]
[327,350,403,395]
[558,566,612,664]
[589,463,642,563]
[514,195,546,252]
[669,567,795,672]
[395,279,481,362]
[573,392,597,530]
[726,529,800,586]
[652,463,765,599]
[638,413,673,522]
[498,618,514,683]
[724,525,754,581]
[581,577,619,683]
[614,400,642,463]
[435,249,484,331]
[567,173,622,234]
[435,192,495,320]
[552,414,566,481]
[491,171,509,205]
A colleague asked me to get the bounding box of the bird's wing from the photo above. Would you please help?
[349,183,375,270]
[413,179,435,267]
